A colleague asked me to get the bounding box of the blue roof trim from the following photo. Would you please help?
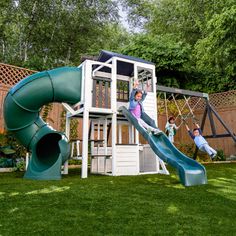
[98,50,155,65]
[97,50,154,76]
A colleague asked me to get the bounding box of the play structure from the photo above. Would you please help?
[4,50,212,186]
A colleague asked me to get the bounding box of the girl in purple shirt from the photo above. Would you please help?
[129,80,162,135]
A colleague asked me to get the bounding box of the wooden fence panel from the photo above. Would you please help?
[158,106,236,157]
[0,85,11,132]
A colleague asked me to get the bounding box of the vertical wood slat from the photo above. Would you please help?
[98,80,103,108]
[92,80,97,107]
[105,81,109,108]
[123,83,125,99]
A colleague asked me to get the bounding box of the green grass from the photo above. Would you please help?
[1,164,236,236]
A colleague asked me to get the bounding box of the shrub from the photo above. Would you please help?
[175,142,195,157]
[0,157,15,168]
[0,132,27,158]
[14,158,26,171]
[175,142,209,162]
[215,149,226,161]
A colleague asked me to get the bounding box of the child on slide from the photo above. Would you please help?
[129,80,162,135]
[185,122,217,160]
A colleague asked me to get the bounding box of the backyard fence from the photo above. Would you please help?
[0,63,235,156]
[157,90,236,157]
[0,63,64,134]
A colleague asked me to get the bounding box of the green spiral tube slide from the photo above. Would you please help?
[3,67,82,180]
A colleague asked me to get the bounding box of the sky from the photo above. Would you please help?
[119,4,130,31]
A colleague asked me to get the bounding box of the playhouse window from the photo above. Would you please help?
[137,68,153,92]
[117,80,129,102]
[92,76,111,108]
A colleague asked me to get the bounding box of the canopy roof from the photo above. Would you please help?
[97,50,154,76]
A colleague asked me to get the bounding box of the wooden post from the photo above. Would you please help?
[63,113,71,174]
[91,121,94,155]
[82,109,89,178]
[104,118,108,155]
[111,57,117,176]
[129,125,132,144]
[81,60,92,178]
[118,123,122,144]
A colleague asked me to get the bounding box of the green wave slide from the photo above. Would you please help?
[3,67,82,180]
[120,106,207,186]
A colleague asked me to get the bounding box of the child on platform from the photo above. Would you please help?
[165,116,179,143]
[129,80,162,135]
[185,122,217,159]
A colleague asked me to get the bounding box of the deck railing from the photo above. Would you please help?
[92,77,130,109]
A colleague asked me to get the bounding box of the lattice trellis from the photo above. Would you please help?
[188,97,206,110]
[158,90,236,115]
[0,63,37,86]
[209,90,236,108]
[190,90,236,110]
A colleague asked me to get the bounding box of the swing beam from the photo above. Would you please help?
[156,85,209,99]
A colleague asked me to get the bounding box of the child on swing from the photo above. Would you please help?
[165,116,179,143]
[184,121,217,159]
[129,80,162,135]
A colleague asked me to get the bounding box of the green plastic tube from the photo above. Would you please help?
[3,67,82,180]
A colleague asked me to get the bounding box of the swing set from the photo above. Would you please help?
[157,85,236,159]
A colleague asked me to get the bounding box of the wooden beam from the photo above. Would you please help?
[156,85,209,99]
[204,134,236,139]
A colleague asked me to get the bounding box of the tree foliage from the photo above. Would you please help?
[0,0,128,70]
[193,5,236,92]
[121,34,191,87]
[120,0,154,29]
[0,0,235,93]
[121,0,236,93]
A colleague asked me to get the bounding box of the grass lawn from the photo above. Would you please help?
[0,163,236,236]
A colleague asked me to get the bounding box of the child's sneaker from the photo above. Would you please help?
[211,153,217,160]
[153,129,162,135]
[147,128,152,134]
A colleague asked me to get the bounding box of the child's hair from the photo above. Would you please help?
[168,116,175,123]
[193,128,199,132]
[135,90,142,96]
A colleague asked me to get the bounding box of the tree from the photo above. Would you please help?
[121,33,191,87]
[122,0,235,45]
[193,5,236,92]
[121,0,236,93]
[0,0,123,70]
